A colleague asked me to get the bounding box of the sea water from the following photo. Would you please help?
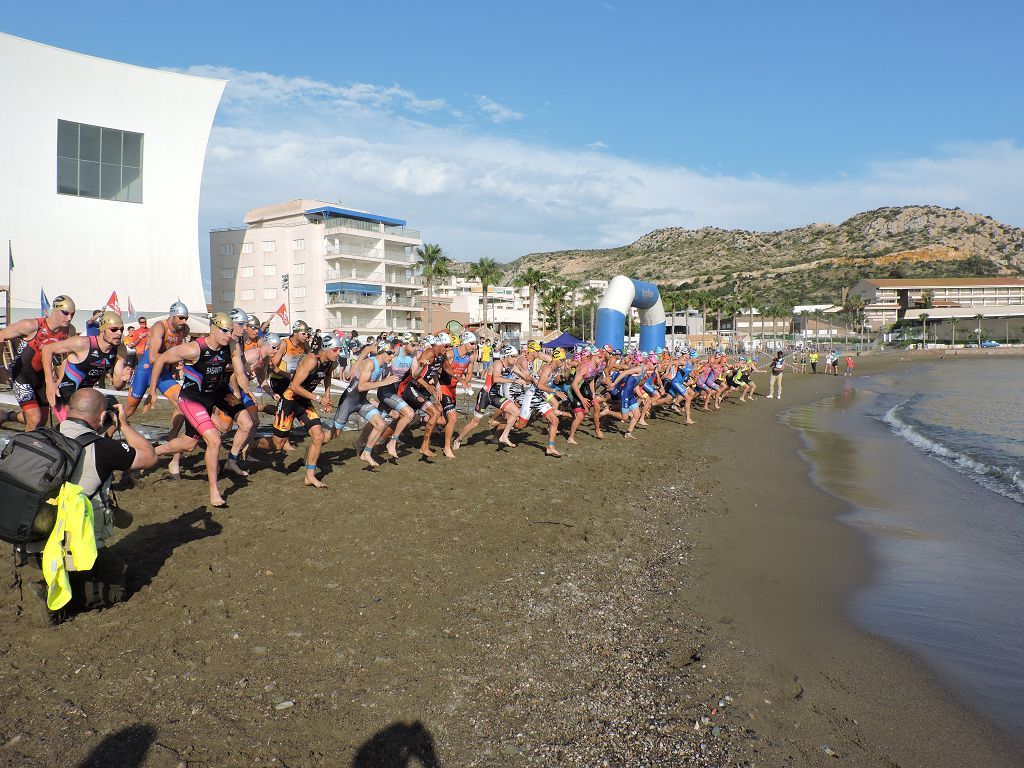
[784,357,1024,744]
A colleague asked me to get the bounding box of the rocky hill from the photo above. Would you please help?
[507,206,1024,304]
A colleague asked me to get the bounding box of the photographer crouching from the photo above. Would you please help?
[45,388,156,617]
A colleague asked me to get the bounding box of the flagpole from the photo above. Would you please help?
[6,240,11,326]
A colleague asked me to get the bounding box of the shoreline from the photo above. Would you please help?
[689,355,1024,766]
[1,357,1023,765]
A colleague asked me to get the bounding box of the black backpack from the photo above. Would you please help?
[0,428,100,544]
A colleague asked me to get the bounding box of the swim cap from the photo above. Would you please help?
[435,332,452,346]
[263,333,282,347]
[246,314,261,329]
[322,333,346,350]
[99,311,124,329]
[291,320,310,334]
[228,308,249,325]
[210,312,233,331]
[551,348,567,361]
[460,331,477,344]
[51,295,76,314]
[527,340,542,352]
[169,301,189,318]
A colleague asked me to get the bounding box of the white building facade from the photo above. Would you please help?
[0,33,223,321]
[211,199,424,334]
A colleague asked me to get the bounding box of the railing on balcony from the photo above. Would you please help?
[323,243,384,261]
[326,292,385,307]
[384,273,423,286]
[325,268,380,281]
[382,224,421,239]
[326,318,423,331]
[383,250,417,263]
[324,216,383,234]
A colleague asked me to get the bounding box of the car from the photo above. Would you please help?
[965,343,979,348]
[981,340,1001,348]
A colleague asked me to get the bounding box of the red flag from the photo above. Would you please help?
[274,303,289,327]
[126,295,135,319]
[104,291,121,315]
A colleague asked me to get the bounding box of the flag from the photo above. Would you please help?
[104,291,121,315]
[40,288,50,315]
[7,241,12,271]
[274,303,289,327]
[126,295,135,320]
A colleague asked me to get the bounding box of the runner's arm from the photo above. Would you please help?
[41,336,87,406]
[111,343,131,390]
[0,318,38,343]
[288,355,319,401]
[145,342,196,411]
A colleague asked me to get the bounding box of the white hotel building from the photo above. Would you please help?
[210,199,424,334]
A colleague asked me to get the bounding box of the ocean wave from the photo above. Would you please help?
[883,403,1024,505]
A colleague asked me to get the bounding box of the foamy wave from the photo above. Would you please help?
[883,404,1024,505]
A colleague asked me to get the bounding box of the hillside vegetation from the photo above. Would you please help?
[506,206,1024,304]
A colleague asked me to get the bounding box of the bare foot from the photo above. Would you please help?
[386,440,399,459]
[567,437,579,445]
[443,447,456,460]
[304,474,327,488]
[359,450,380,468]
[168,460,181,479]
[498,436,516,448]
[594,431,605,440]
[546,447,562,457]
[223,459,249,477]
[453,438,462,451]
[420,445,435,458]
[685,419,696,425]
[623,432,637,440]
[638,420,649,427]
[210,495,227,508]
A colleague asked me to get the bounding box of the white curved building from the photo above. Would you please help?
[0,33,224,322]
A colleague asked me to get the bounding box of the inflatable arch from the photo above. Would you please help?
[595,275,666,352]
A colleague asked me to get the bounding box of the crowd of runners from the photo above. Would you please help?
[0,297,816,507]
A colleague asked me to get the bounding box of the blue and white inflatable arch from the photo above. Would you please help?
[595,275,666,352]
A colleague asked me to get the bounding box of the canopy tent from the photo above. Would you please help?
[542,332,587,349]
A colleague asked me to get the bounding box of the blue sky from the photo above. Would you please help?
[6,1,1024,285]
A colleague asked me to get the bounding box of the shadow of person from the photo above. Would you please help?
[352,720,442,768]
[76,723,157,768]
[111,506,223,595]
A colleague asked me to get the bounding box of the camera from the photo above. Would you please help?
[102,395,121,432]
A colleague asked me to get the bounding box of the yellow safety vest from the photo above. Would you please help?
[42,483,97,611]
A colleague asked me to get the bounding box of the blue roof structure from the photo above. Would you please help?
[305,205,406,227]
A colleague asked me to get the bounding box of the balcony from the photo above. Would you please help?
[324,216,383,235]
[326,292,385,307]
[326,267,380,281]
[326,318,423,332]
[385,273,423,286]
[382,224,421,239]
[323,243,384,261]
[384,250,418,264]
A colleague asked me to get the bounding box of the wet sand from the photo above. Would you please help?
[1,355,1022,766]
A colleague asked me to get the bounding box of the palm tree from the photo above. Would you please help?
[949,316,960,346]
[695,291,712,348]
[920,313,930,346]
[974,313,984,346]
[844,294,865,352]
[580,286,602,341]
[812,309,825,348]
[513,268,547,341]
[466,257,503,327]
[547,280,570,332]
[414,243,452,333]
[564,279,582,335]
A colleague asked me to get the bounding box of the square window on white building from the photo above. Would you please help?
[221,290,234,301]
[293,263,305,275]
[291,238,305,251]
[241,289,255,301]
[262,240,276,253]
[219,244,234,257]
[263,264,277,276]
[239,266,254,278]
[220,267,234,279]
[241,242,253,254]
[293,286,307,298]
[263,288,277,300]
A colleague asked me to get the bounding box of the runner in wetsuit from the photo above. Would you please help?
[144,313,254,507]
[395,334,446,458]
[42,311,131,422]
[0,295,76,431]
[268,321,311,402]
[453,345,521,449]
[372,335,417,460]
[124,301,191,418]
[439,332,479,459]
[272,334,342,487]
[328,341,400,468]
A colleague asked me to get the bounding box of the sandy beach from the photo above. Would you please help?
[1,354,1022,767]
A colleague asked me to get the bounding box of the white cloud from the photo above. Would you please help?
[586,140,609,151]
[477,95,524,124]
[196,67,1024,284]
